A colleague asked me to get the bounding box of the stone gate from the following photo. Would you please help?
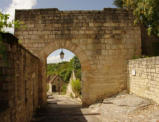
[15,8,141,106]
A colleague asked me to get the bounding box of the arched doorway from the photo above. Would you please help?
[39,40,92,106]
[46,48,82,98]
[15,8,141,106]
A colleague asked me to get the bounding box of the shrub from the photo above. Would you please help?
[61,84,67,95]
[47,84,50,92]
[70,93,74,98]
[71,79,81,97]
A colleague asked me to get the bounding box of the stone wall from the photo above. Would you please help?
[0,33,42,122]
[128,57,159,104]
[15,8,141,105]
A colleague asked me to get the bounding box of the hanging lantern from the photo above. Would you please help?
[60,49,64,60]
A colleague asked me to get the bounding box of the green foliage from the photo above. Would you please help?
[47,63,59,76]
[70,93,74,98]
[47,61,72,83]
[47,56,81,83]
[63,69,72,82]
[70,56,81,70]
[46,56,82,96]
[47,84,49,92]
[0,11,20,32]
[132,55,149,59]
[71,79,81,97]
[70,56,81,80]
[61,84,67,95]
[113,0,124,8]
[75,69,81,80]
[113,0,159,37]
[0,11,21,64]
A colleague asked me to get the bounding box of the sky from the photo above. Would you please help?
[47,49,75,64]
[0,0,115,11]
[0,0,115,64]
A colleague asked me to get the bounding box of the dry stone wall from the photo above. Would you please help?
[0,33,42,122]
[128,57,159,104]
[15,8,141,105]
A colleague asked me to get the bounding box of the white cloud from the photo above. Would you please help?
[47,55,72,64]
[4,0,37,33]
[47,55,61,64]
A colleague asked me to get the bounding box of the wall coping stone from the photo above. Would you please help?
[0,32,39,59]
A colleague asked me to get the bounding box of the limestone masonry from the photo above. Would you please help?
[0,33,42,122]
[128,57,159,104]
[15,8,141,106]
[2,8,159,122]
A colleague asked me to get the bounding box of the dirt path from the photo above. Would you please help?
[31,95,100,122]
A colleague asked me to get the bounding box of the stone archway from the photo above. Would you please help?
[15,8,141,106]
[39,40,91,70]
[39,40,92,106]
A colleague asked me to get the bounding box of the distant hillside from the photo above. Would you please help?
[47,56,81,83]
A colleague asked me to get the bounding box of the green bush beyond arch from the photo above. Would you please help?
[71,79,81,97]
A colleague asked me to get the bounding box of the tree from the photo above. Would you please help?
[70,56,81,70]
[0,11,20,33]
[113,0,123,8]
[0,11,19,61]
[113,0,159,37]
[47,56,81,83]
[70,56,81,80]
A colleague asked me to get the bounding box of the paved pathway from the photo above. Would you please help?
[31,95,100,122]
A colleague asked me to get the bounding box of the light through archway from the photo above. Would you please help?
[46,48,82,99]
[47,49,75,64]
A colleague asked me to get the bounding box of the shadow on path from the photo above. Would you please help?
[31,95,100,122]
